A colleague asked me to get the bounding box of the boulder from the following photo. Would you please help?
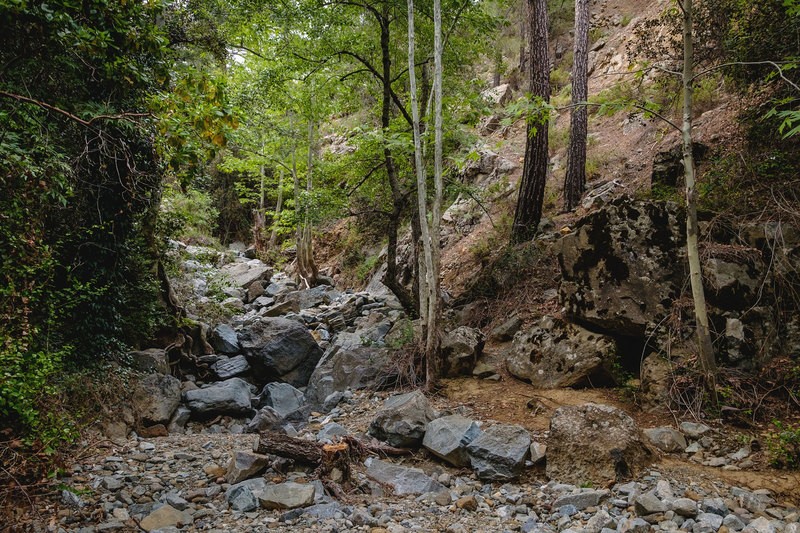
[639,353,671,407]
[219,259,272,289]
[366,459,446,496]
[184,378,253,417]
[225,451,270,484]
[651,142,708,190]
[167,406,191,435]
[422,415,482,467]
[132,374,181,426]
[317,422,350,442]
[226,478,267,512]
[245,406,285,434]
[238,317,323,387]
[139,504,192,531]
[212,355,250,379]
[368,390,437,448]
[465,424,531,481]
[440,327,485,377]
[490,316,522,342]
[258,482,315,510]
[246,280,267,303]
[481,83,513,106]
[559,198,686,337]
[129,348,170,374]
[643,427,687,453]
[211,324,240,355]
[704,255,763,310]
[259,382,306,418]
[546,403,655,485]
[505,316,618,388]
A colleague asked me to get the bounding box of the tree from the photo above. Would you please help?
[511,0,550,243]
[563,0,589,211]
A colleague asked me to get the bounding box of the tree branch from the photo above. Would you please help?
[0,91,150,126]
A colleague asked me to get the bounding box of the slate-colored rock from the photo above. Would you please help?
[553,490,607,511]
[506,316,618,388]
[225,450,270,484]
[317,422,349,442]
[679,421,711,439]
[368,390,437,448]
[465,423,531,481]
[184,378,253,417]
[258,482,315,510]
[490,316,522,342]
[211,324,240,354]
[238,317,323,387]
[259,382,305,418]
[440,327,485,377]
[671,498,698,517]
[129,349,170,374]
[132,374,181,426]
[422,415,482,467]
[366,459,446,495]
[226,478,267,512]
[220,259,272,289]
[546,403,655,485]
[643,427,687,453]
[167,406,191,434]
[212,355,250,379]
[634,492,667,515]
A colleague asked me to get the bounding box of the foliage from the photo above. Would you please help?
[766,420,800,468]
[160,188,221,244]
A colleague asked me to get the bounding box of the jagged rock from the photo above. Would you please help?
[440,327,485,377]
[226,478,267,512]
[644,427,687,453]
[245,406,284,434]
[529,442,547,464]
[481,84,513,106]
[219,259,272,289]
[704,255,764,310]
[634,492,667,515]
[639,354,671,407]
[211,324,240,354]
[672,498,699,517]
[368,390,437,448]
[465,424,531,481]
[559,198,686,338]
[546,403,655,485]
[184,378,253,417]
[422,415,482,467]
[651,142,708,189]
[225,451,270,484]
[317,422,349,442]
[129,348,170,374]
[505,316,618,388]
[211,355,250,379]
[490,316,522,342]
[366,459,446,496]
[246,280,267,303]
[258,482,315,510]
[553,490,607,511]
[306,333,392,404]
[139,504,192,531]
[259,382,305,418]
[167,406,191,434]
[238,317,323,387]
[132,374,181,426]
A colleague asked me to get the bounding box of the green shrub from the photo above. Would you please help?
[766,420,800,468]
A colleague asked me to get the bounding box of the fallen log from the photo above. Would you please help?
[256,432,413,468]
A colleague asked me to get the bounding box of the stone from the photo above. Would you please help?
[490,316,522,342]
[131,374,181,426]
[644,427,687,453]
[161,493,189,511]
[671,498,698,517]
[129,348,170,374]
[211,324,240,354]
[505,316,618,388]
[245,406,284,434]
[696,512,724,530]
[211,355,250,379]
[651,142,707,190]
[546,403,655,485]
[634,492,667,515]
[529,442,547,464]
[422,415,482,467]
[259,382,306,418]
[704,257,763,310]
[640,354,671,407]
[701,497,729,516]
[481,83,513,106]
[456,495,478,511]
[184,377,253,417]
[219,259,272,289]
[472,362,497,379]
[722,514,746,530]
[238,317,323,387]
[368,390,437,448]
[440,327,485,377]
[553,490,607,511]
[225,451,270,484]
[465,423,531,481]
[167,406,191,434]
[317,422,349,442]
[226,478,267,512]
[679,421,712,439]
[139,504,191,531]
[247,280,267,302]
[365,459,446,496]
[258,482,316,510]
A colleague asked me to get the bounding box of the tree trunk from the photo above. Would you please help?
[519,0,529,82]
[511,0,549,243]
[268,168,284,250]
[254,161,267,251]
[563,0,589,211]
[681,0,717,389]
[296,120,318,288]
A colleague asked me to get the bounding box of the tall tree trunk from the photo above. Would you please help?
[681,0,717,389]
[254,160,267,251]
[511,0,550,243]
[519,0,529,83]
[268,168,284,250]
[563,0,589,211]
[297,120,318,288]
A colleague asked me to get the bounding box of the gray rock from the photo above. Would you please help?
[184,378,252,416]
[129,348,170,374]
[247,280,267,302]
[529,442,547,464]
[671,498,698,517]
[167,406,191,434]
[211,324,240,354]
[258,482,315,509]
[696,512,724,530]
[245,406,284,433]
[679,421,711,439]
[238,317,323,387]
[723,513,746,530]
[61,490,85,508]
[317,422,349,442]
[440,327,484,377]
[226,478,267,512]
[225,451,270,484]
[132,374,181,426]
[321,391,345,412]
[211,354,250,379]
[422,415,482,467]
[161,492,189,511]
[634,492,667,515]
[368,390,437,448]
[259,382,305,418]
[490,316,522,342]
[553,490,606,511]
[219,259,272,289]
[465,423,531,481]
[366,459,446,495]
[506,316,618,388]
[546,403,655,485]
[139,504,192,531]
[644,427,687,453]
[306,336,392,404]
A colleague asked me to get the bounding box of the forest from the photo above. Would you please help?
[2,0,800,530]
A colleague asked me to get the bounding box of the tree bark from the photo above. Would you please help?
[564,0,589,211]
[519,0,529,82]
[296,120,319,288]
[511,0,550,243]
[681,0,717,389]
[268,168,284,250]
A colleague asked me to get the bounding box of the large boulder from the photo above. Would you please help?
[306,332,392,404]
[132,373,181,426]
[423,415,482,467]
[546,403,655,485]
[219,259,272,289]
[465,424,531,481]
[440,327,485,377]
[368,390,437,448]
[129,349,170,374]
[211,355,250,380]
[259,382,306,418]
[559,198,686,337]
[238,317,323,387]
[184,378,253,417]
[211,324,240,354]
[505,316,618,388]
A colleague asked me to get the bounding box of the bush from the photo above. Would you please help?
[766,420,800,469]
